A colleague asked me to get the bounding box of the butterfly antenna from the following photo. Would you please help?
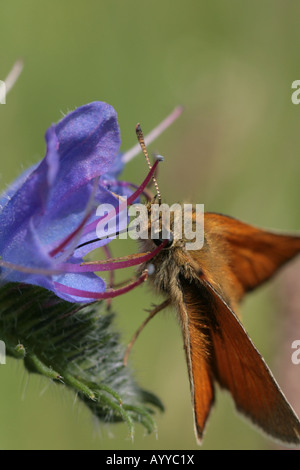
[136,123,162,205]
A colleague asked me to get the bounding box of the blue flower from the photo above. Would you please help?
[0,102,121,302]
[0,101,170,302]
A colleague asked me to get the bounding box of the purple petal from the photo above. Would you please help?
[52,269,106,303]
[0,163,38,211]
[0,127,60,251]
[53,102,121,195]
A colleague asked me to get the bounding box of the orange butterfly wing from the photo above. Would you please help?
[178,277,300,445]
[177,279,215,442]
[204,279,300,445]
[156,211,300,443]
[202,213,300,303]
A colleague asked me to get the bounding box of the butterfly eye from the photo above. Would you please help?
[152,231,173,248]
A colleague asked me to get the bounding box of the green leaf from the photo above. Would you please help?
[0,283,164,439]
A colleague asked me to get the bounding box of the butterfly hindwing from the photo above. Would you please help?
[203,213,300,302]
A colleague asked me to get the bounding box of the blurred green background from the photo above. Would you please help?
[0,0,300,450]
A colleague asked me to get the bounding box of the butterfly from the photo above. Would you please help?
[138,208,300,445]
[131,125,300,446]
[84,122,300,446]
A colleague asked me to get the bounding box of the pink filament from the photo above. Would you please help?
[53,270,148,300]
[48,177,100,258]
[49,209,93,258]
[122,106,184,164]
[101,180,153,202]
[81,158,160,237]
[59,239,168,273]
[48,158,160,260]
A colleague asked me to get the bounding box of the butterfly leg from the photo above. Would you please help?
[123,299,171,366]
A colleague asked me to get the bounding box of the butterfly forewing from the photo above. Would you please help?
[177,278,215,442]
[202,279,300,445]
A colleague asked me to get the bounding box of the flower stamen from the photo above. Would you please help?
[53,268,150,300]
[61,239,168,273]
[122,106,184,164]
[81,158,161,238]
[49,177,99,259]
